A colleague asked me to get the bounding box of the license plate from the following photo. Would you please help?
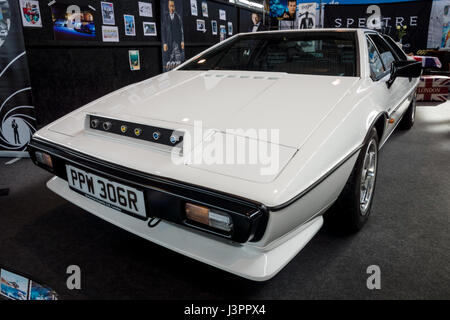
[65,164,147,218]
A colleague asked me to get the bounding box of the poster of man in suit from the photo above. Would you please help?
[161,0,185,72]
[249,13,266,32]
[297,3,315,29]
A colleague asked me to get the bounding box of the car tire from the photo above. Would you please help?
[399,95,416,130]
[328,128,379,233]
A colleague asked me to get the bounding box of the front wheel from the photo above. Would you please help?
[330,128,379,233]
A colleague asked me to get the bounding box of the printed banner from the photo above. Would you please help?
[102,25,119,42]
[323,1,433,53]
[416,75,450,102]
[297,3,316,29]
[270,0,297,20]
[427,0,450,49]
[19,0,42,28]
[0,0,36,155]
[0,267,58,300]
[278,2,319,30]
[160,0,185,72]
[51,3,96,41]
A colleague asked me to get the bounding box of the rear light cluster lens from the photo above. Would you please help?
[185,203,233,232]
[35,151,53,168]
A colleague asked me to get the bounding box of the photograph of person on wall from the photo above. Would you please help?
[161,0,185,72]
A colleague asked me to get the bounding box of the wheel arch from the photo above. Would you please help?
[367,112,388,148]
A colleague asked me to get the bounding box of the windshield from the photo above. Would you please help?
[180,32,358,77]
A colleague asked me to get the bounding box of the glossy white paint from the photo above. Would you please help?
[34,29,420,280]
[47,176,324,281]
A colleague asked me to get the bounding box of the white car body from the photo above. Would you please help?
[29,29,420,281]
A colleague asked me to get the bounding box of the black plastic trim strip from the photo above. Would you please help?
[29,137,260,210]
[88,115,183,147]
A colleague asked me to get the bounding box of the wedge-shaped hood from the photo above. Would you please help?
[81,70,359,149]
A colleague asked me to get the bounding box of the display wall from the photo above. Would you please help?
[20,0,260,126]
[22,0,161,126]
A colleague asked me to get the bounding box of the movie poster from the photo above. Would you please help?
[211,20,217,35]
[219,24,226,42]
[270,0,297,20]
[19,0,42,27]
[324,1,433,53]
[102,25,119,42]
[51,3,96,41]
[101,1,115,25]
[29,281,58,300]
[124,14,136,36]
[0,269,29,300]
[129,50,140,71]
[297,3,315,29]
[427,0,450,49]
[0,268,58,300]
[160,0,185,72]
[0,0,36,156]
[143,22,157,36]
[201,1,208,18]
[219,9,226,21]
[190,0,198,16]
[138,1,153,18]
[196,19,205,32]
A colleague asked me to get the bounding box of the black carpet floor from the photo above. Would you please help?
[0,102,449,300]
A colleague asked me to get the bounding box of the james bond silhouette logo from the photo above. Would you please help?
[0,0,36,153]
[0,54,35,152]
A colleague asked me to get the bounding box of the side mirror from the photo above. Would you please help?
[387,60,422,88]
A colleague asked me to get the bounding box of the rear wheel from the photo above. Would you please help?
[399,95,416,130]
[329,128,379,233]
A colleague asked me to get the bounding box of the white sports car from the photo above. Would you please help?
[28,29,421,281]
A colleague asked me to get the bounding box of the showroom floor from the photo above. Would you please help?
[0,101,449,300]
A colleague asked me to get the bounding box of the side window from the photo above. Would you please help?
[368,34,397,71]
[382,35,408,61]
[367,38,385,79]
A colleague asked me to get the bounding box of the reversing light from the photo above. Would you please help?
[185,203,232,232]
[35,151,53,169]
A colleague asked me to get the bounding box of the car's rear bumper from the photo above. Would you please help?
[47,175,323,281]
